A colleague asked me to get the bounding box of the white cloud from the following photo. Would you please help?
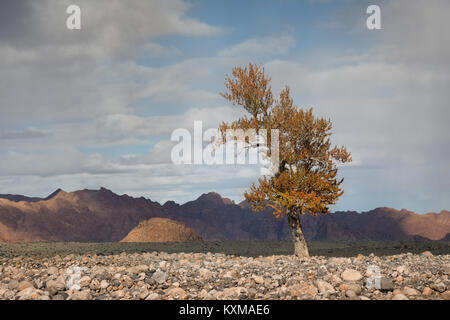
[219,35,295,58]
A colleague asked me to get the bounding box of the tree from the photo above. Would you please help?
[219,63,352,257]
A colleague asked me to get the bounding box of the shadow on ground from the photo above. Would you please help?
[0,241,449,258]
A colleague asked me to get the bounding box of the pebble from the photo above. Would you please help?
[341,269,363,282]
[151,271,168,284]
[0,252,448,300]
[392,294,409,300]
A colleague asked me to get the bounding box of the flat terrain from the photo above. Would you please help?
[1,248,449,300]
[0,241,449,258]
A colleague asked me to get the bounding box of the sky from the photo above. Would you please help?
[0,0,449,213]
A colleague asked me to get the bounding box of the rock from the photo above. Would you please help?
[252,275,264,285]
[341,269,363,282]
[47,267,59,275]
[392,294,409,300]
[198,268,212,278]
[17,281,34,291]
[346,290,356,298]
[52,293,68,300]
[403,287,419,296]
[223,270,238,279]
[421,251,433,257]
[17,288,36,300]
[151,271,168,284]
[344,283,361,295]
[89,279,100,290]
[112,289,125,299]
[70,290,92,300]
[128,265,149,274]
[330,275,343,285]
[396,265,408,275]
[442,291,450,300]
[46,279,66,295]
[100,280,109,290]
[80,276,91,287]
[166,287,187,299]
[3,290,15,299]
[288,282,318,297]
[422,287,433,296]
[7,280,19,290]
[315,280,336,295]
[379,277,394,292]
[145,293,160,300]
[431,282,446,293]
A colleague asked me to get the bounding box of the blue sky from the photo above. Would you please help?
[0,0,449,214]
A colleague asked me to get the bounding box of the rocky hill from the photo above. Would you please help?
[0,188,448,242]
[121,218,202,242]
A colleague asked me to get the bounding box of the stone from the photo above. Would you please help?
[7,280,19,290]
[346,290,356,298]
[421,251,433,257]
[345,283,361,295]
[330,275,343,285]
[17,287,36,300]
[70,290,92,300]
[422,287,433,296]
[100,280,109,290]
[431,282,446,293]
[252,275,264,284]
[379,277,394,292]
[442,291,450,300]
[392,294,409,300]
[47,267,59,275]
[151,271,168,284]
[46,279,66,295]
[396,265,408,275]
[80,276,91,287]
[52,293,68,300]
[139,289,150,300]
[222,287,247,299]
[166,287,187,299]
[128,265,149,274]
[198,268,212,278]
[315,280,336,295]
[403,287,419,296]
[288,282,318,297]
[341,269,363,282]
[112,289,125,299]
[145,293,160,300]
[17,281,34,291]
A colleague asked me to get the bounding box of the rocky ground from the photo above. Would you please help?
[0,250,449,300]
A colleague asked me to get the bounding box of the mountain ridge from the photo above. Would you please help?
[0,188,449,242]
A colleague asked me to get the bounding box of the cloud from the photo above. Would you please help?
[0,0,449,212]
[0,128,47,140]
[97,106,244,137]
[219,35,295,58]
[0,0,220,127]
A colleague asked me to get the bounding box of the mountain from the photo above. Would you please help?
[0,188,165,242]
[0,188,448,242]
[0,188,62,203]
[121,218,202,242]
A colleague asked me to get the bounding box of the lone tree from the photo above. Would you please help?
[220,63,352,257]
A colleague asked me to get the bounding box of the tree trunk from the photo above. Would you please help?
[287,213,309,257]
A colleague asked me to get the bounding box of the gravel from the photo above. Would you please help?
[0,250,449,300]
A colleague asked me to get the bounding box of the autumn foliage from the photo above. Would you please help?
[220,63,352,256]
